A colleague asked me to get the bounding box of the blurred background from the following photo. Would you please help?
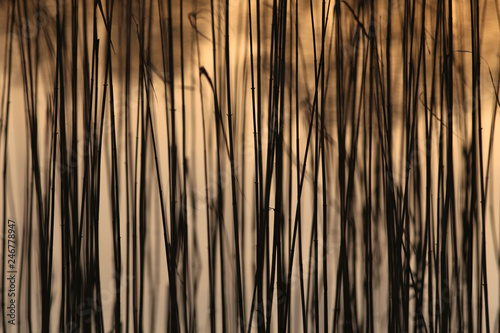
[0,0,499,332]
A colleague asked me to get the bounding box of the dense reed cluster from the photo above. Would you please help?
[0,0,499,332]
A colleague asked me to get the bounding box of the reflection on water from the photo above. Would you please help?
[0,0,499,332]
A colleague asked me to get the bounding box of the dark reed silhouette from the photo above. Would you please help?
[0,0,499,332]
